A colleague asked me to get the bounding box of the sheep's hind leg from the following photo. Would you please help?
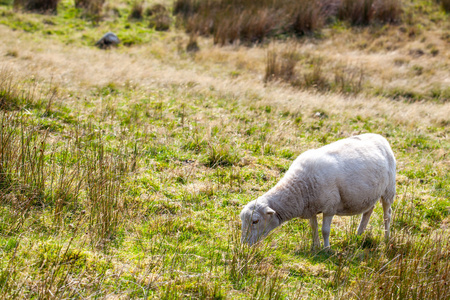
[357,206,374,235]
[309,215,321,250]
[381,196,393,242]
[322,215,334,249]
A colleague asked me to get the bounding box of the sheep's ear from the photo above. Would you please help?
[264,207,276,216]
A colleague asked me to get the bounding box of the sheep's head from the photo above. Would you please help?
[240,200,280,246]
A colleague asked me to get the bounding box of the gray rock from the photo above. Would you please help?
[95,32,120,49]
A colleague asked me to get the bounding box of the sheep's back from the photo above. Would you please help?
[292,133,396,216]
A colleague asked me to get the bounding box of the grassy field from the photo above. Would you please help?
[0,0,449,298]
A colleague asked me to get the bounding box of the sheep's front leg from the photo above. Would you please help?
[322,215,334,249]
[309,215,321,250]
[357,206,374,235]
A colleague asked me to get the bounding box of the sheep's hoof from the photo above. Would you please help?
[322,246,333,254]
[310,243,321,252]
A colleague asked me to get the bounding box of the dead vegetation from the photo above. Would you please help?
[174,0,404,45]
[13,0,60,13]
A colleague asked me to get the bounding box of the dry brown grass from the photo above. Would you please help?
[75,0,105,20]
[437,0,450,12]
[174,0,405,44]
[0,24,448,127]
[13,0,59,13]
[128,0,144,20]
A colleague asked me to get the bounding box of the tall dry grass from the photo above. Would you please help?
[438,0,450,12]
[75,0,105,20]
[174,0,403,44]
[128,0,144,20]
[264,46,298,83]
[13,0,60,13]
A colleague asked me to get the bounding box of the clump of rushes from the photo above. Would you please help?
[374,0,403,23]
[75,0,105,21]
[84,132,130,247]
[13,0,60,14]
[186,34,200,52]
[146,4,171,31]
[174,0,404,45]
[438,0,450,13]
[128,1,144,20]
[264,46,298,83]
[338,0,375,25]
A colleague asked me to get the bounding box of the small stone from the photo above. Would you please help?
[95,32,120,49]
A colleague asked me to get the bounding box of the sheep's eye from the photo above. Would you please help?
[252,220,259,225]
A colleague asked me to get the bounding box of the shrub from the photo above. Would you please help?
[13,0,60,13]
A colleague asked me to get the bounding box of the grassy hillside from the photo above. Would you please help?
[0,0,449,298]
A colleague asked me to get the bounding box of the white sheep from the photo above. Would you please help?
[240,133,396,250]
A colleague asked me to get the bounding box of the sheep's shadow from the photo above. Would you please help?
[294,233,381,265]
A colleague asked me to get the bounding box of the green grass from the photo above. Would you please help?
[0,0,449,298]
[0,65,449,298]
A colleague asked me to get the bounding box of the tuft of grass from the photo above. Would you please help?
[303,57,330,92]
[290,0,326,35]
[174,0,404,44]
[75,0,105,21]
[205,142,240,168]
[148,5,171,31]
[348,231,450,299]
[338,0,375,26]
[145,3,167,17]
[374,0,403,23]
[437,0,450,13]
[13,0,60,14]
[128,0,143,20]
[332,64,365,95]
[186,34,200,52]
[264,46,298,83]
[84,134,129,247]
